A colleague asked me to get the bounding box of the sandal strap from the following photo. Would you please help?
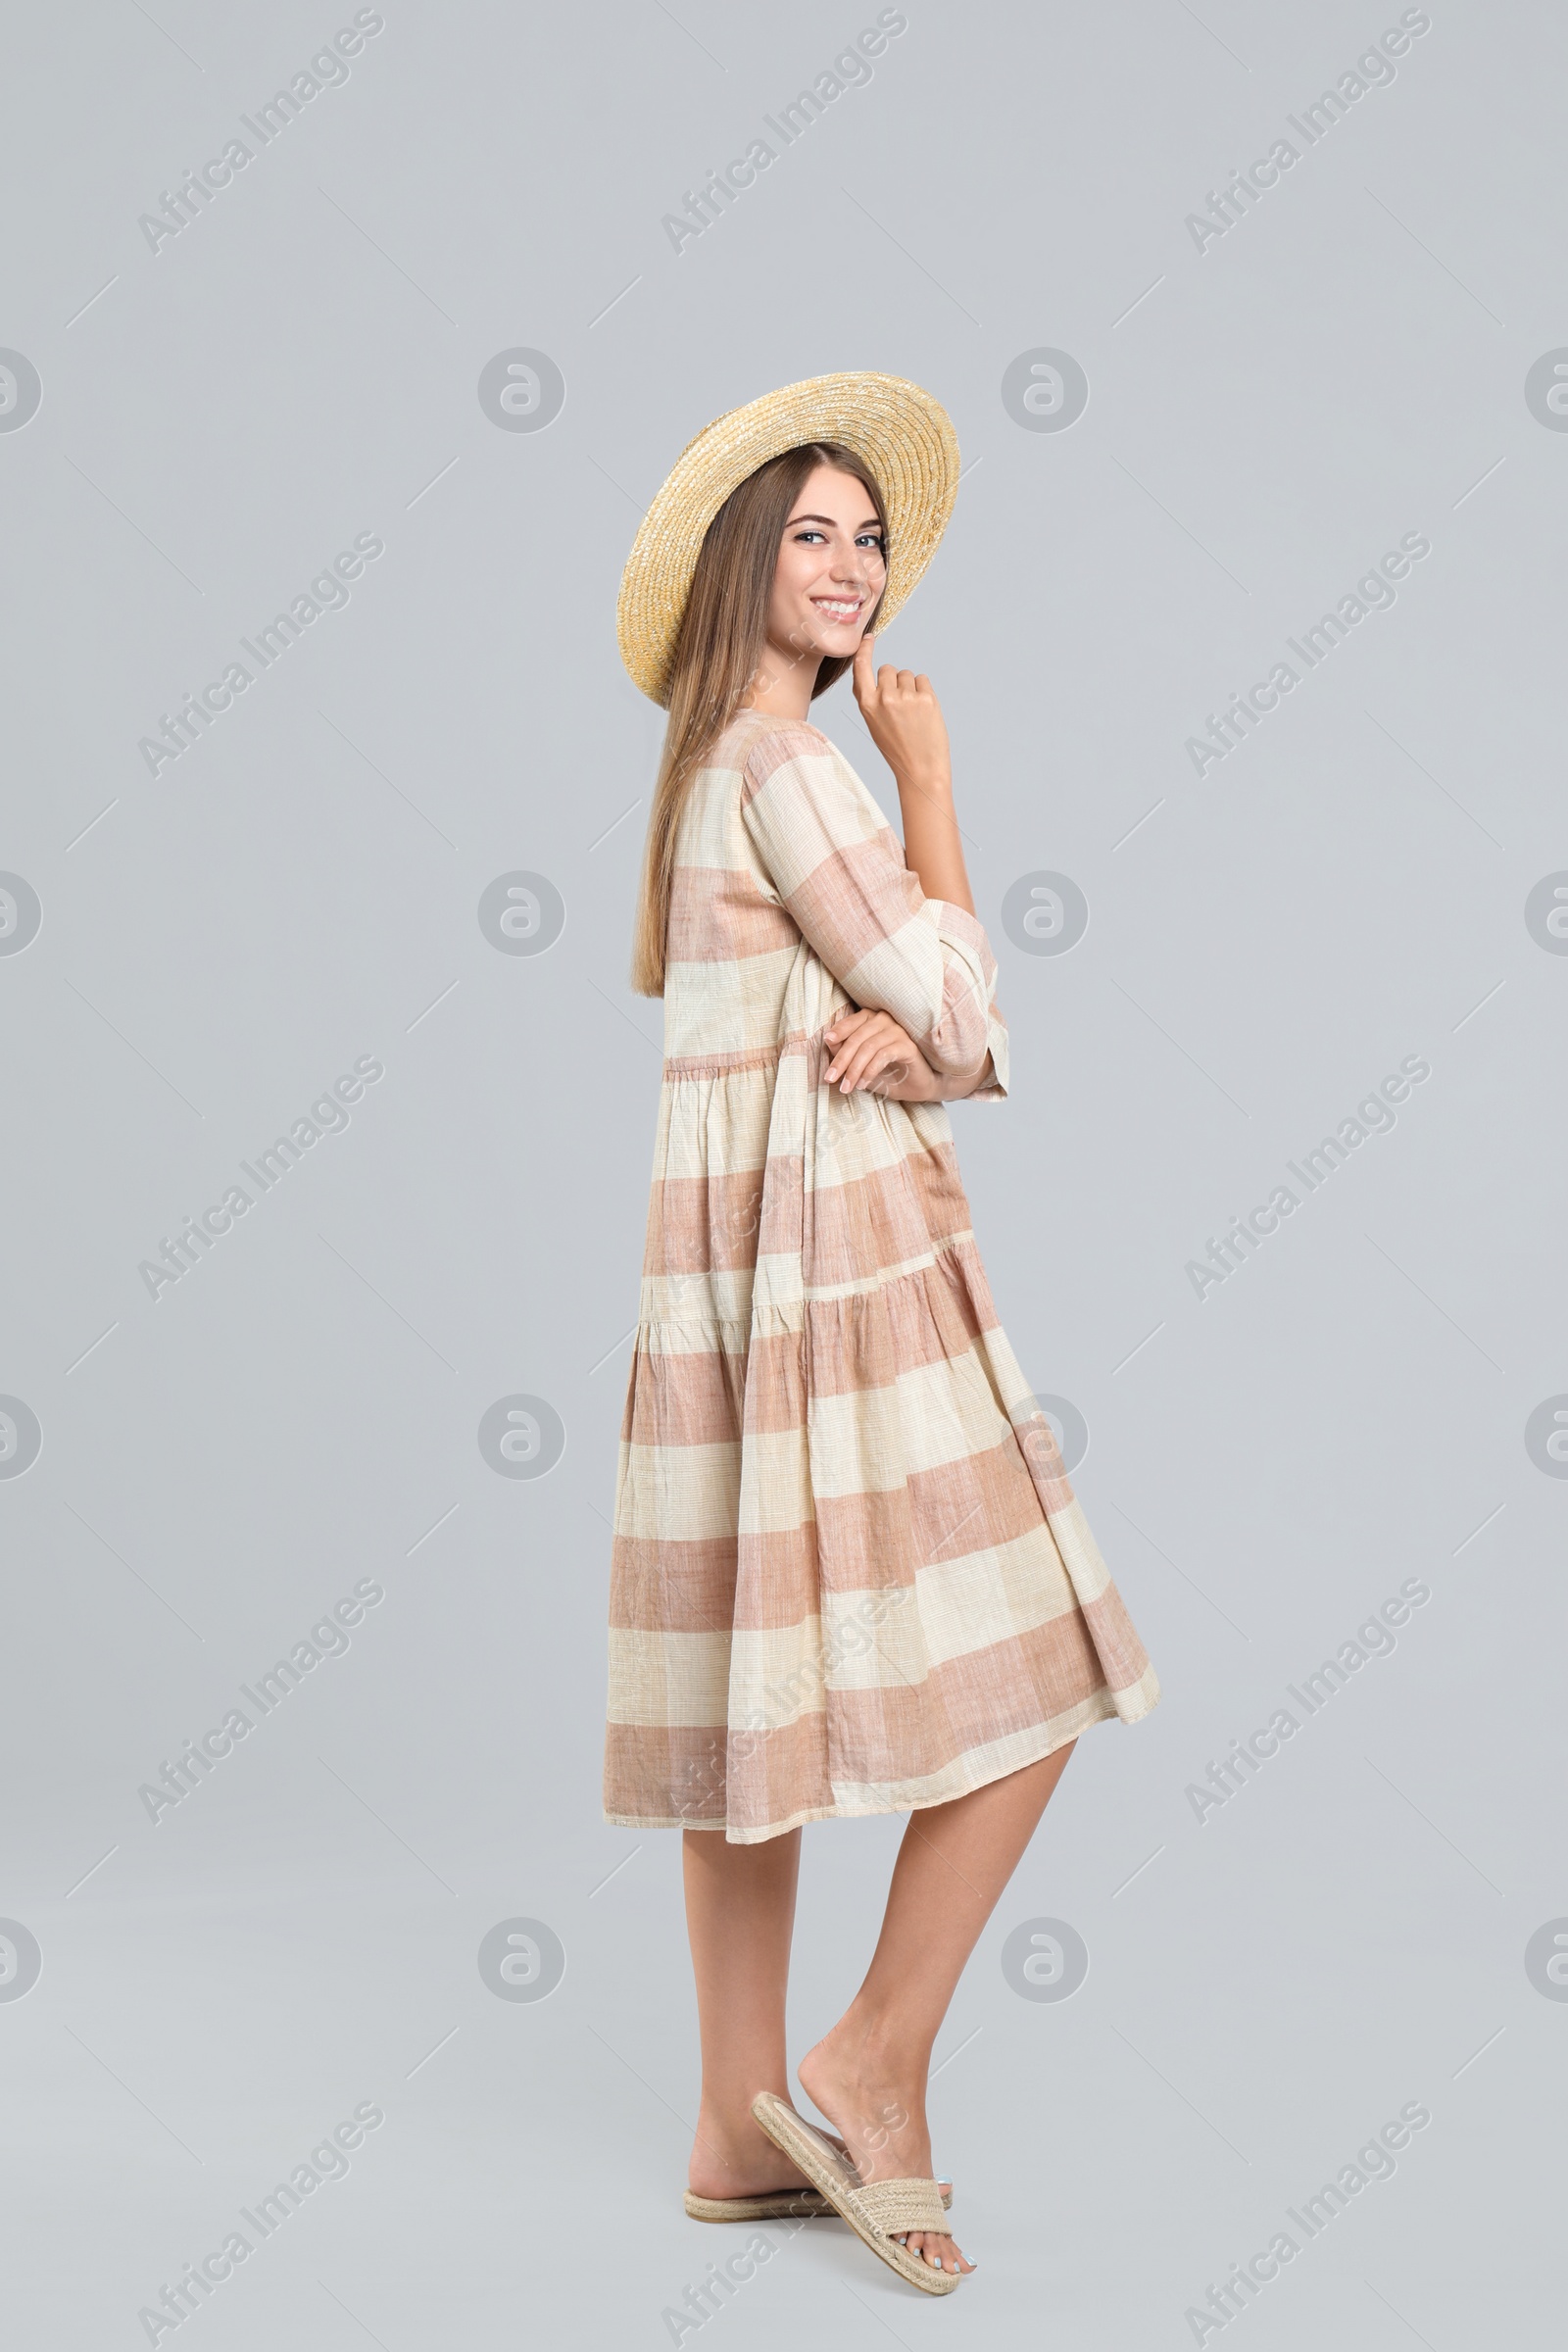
[856,2177,949,2238]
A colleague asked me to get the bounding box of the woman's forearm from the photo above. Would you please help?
[893,768,987,1098]
[876,1046,995,1103]
[936,1049,995,1100]
[896,769,974,916]
[853,648,975,914]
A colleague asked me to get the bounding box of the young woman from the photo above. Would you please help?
[606,374,1159,2295]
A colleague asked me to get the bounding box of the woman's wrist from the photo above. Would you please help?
[934,1053,993,1102]
[894,764,954,804]
[875,1054,990,1103]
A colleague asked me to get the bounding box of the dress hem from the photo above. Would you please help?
[603,1669,1157,1844]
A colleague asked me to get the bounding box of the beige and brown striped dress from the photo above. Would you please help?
[605,708,1159,1842]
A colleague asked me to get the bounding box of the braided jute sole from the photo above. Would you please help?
[750,2092,962,2296]
[685,2187,838,2223]
[685,2162,953,2224]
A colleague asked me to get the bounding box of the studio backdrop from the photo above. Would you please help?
[1,1,1561,2344]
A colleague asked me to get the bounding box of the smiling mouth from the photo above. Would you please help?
[810,597,863,621]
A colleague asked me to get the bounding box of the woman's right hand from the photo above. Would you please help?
[851,635,975,915]
[824,1005,935,1100]
[824,1007,992,1103]
[852,637,952,790]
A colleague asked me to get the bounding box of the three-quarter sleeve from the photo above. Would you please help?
[740,722,1009,1099]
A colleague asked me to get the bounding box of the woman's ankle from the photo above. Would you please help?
[807,2003,934,2094]
[689,2099,810,2198]
[695,2079,790,2152]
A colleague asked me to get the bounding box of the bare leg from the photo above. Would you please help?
[682,1826,815,2197]
[798,1740,1077,2274]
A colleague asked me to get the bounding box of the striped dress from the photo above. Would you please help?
[604,708,1159,1843]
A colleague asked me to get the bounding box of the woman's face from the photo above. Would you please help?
[763,463,887,672]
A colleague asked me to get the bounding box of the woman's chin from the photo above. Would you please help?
[809,627,865,662]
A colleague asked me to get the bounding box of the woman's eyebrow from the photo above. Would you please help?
[785,511,884,529]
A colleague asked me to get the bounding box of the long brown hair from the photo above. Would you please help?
[629,441,888,997]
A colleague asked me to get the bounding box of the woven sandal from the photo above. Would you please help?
[684,2139,952,2224]
[685,2185,832,2222]
[751,2091,963,2295]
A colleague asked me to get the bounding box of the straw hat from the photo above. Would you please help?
[616,370,960,706]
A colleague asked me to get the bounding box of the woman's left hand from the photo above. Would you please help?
[823,1007,940,1102]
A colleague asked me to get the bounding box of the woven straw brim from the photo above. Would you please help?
[616,371,960,706]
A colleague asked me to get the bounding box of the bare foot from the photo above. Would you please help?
[688,2102,836,2202]
[798,2021,974,2276]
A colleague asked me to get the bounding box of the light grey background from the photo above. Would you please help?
[2,1,1563,2342]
